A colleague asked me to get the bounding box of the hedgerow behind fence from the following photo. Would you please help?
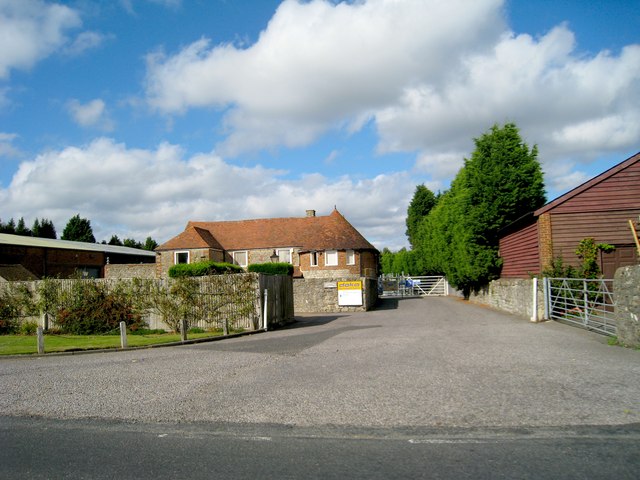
[0,274,263,334]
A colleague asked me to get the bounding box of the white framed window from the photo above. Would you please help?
[310,251,318,267]
[174,251,189,264]
[232,251,248,267]
[346,249,356,265]
[325,249,338,266]
[276,248,292,264]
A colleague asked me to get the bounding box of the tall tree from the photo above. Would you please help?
[0,218,16,234]
[38,218,57,239]
[61,214,96,243]
[418,123,546,296]
[15,217,32,236]
[405,184,438,249]
[123,238,142,249]
[143,236,158,251]
[108,235,123,246]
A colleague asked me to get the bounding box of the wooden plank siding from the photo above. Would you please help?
[499,220,540,277]
[549,162,640,214]
[551,211,640,270]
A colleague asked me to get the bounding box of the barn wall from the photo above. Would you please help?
[499,221,540,278]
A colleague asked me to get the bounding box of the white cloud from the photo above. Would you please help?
[63,31,110,56]
[0,132,20,157]
[66,98,115,131]
[144,0,505,155]
[0,138,414,249]
[143,0,640,196]
[0,0,81,79]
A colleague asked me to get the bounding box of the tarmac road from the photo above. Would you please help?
[1,297,639,478]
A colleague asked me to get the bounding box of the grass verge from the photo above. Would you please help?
[0,331,225,356]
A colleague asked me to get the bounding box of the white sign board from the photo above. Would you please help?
[337,281,363,306]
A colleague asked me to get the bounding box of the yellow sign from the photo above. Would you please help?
[337,281,362,290]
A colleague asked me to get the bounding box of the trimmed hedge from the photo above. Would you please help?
[168,261,244,278]
[247,262,294,275]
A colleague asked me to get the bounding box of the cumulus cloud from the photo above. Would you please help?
[143,0,640,193]
[0,0,81,78]
[63,31,110,56]
[66,98,115,131]
[145,0,504,155]
[0,138,414,249]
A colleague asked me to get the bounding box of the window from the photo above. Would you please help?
[175,251,189,264]
[325,250,338,266]
[310,251,318,267]
[346,250,356,265]
[277,248,292,263]
[232,251,248,267]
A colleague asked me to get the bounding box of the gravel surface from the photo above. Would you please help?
[1,297,639,428]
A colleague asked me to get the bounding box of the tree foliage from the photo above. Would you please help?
[62,214,96,243]
[416,123,546,296]
[32,218,57,239]
[406,185,438,249]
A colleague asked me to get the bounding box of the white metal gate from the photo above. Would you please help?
[379,275,448,297]
[543,277,617,336]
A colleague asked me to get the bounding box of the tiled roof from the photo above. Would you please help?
[156,209,377,252]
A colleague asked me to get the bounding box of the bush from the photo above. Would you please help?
[0,294,19,334]
[168,261,244,278]
[247,262,293,275]
[56,282,146,335]
[19,321,38,335]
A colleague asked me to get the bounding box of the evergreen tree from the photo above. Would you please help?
[123,238,142,249]
[143,236,158,251]
[15,217,32,236]
[405,184,438,249]
[38,219,57,239]
[31,218,41,237]
[417,123,546,296]
[61,214,96,243]
[108,235,123,246]
[1,218,16,234]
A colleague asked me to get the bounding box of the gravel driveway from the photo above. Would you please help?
[1,297,639,429]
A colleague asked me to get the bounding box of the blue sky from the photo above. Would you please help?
[0,0,638,250]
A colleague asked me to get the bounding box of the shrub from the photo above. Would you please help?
[56,281,146,335]
[247,262,294,275]
[168,261,244,278]
[19,321,38,335]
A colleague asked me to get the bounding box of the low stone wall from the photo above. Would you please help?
[614,265,640,348]
[467,278,543,321]
[104,263,157,279]
[293,276,378,313]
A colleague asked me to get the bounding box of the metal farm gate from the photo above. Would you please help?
[543,277,617,336]
[379,275,448,297]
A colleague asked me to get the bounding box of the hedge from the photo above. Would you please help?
[247,263,294,275]
[168,261,244,278]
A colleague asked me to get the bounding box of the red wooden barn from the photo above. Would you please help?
[499,151,640,278]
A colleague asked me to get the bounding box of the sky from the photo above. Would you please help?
[0,0,638,251]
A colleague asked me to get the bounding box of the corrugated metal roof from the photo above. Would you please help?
[0,233,156,257]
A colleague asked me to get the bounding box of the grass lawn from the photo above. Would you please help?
[0,331,224,356]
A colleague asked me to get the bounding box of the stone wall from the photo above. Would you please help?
[293,276,378,313]
[104,263,157,279]
[614,265,640,348]
[467,278,543,321]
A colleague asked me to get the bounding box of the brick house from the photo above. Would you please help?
[155,208,379,279]
[499,151,640,278]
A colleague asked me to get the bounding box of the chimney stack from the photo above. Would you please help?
[306,209,316,217]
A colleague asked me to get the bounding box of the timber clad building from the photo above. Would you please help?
[499,151,640,278]
[155,208,379,279]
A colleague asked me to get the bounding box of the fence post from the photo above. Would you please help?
[543,277,549,320]
[263,289,268,331]
[119,321,128,349]
[36,327,44,354]
[40,312,49,331]
[181,319,188,342]
[583,280,589,325]
[531,277,538,322]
